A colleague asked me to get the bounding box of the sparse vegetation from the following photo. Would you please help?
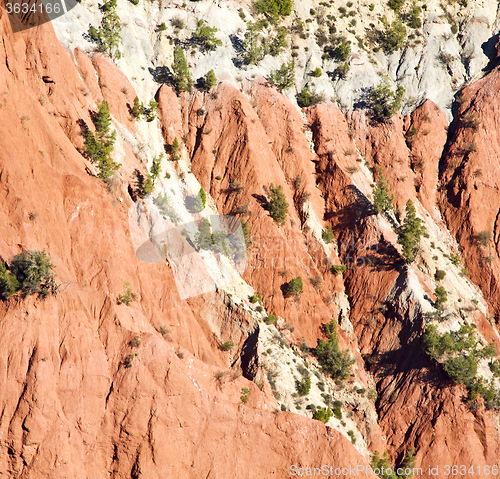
[203,69,217,90]
[434,267,447,281]
[192,20,222,51]
[423,324,499,406]
[172,46,193,92]
[0,250,58,300]
[296,376,311,396]
[84,100,120,181]
[192,188,207,212]
[286,277,303,296]
[85,0,122,59]
[331,264,346,275]
[117,281,134,306]
[154,192,181,224]
[370,78,405,122]
[220,340,235,351]
[267,61,295,91]
[373,168,394,214]
[314,319,355,380]
[264,183,288,226]
[475,230,492,247]
[322,225,335,244]
[397,199,426,263]
[312,406,333,423]
[140,154,163,195]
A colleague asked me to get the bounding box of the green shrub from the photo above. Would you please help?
[143,100,158,122]
[132,96,144,119]
[297,87,325,107]
[322,225,335,244]
[286,277,303,296]
[331,264,346,275]
[397,199,425,263]
[0,262,19,300]
[434,269,446,281]
[333,61,350,80]
[243,22,268,65]
[367,389,378,401]
[444,355,477,384]
[264,183,288,226]
[1,250,57,300]
[265,314,277,325]
[172,46,193,92]
[255,0,292,23]
[85,0,122,59]
[380,17,407,52]
[250,292,262,303]
[192,187,207,212]
[370,77,405,122]
[267,61,295,91]
[171,137,180,155]
[388,0,405,12]
[220,340,235,351]
[406,2,422,29]
[314,319,355,380]
[85,100,120,181]
[312,406,333,423]
[140,154,163,195]
[154,192,181,224]
[311,67,322,78]
[240,387,250,403]
[204,69,217,90]
[158,22,167,31]
[269,27,287,56]
[373,168,394,214]
[332,402,342,419]
[296,376,311,396]
[117,282,134,305]
[192,20,222,51]
[434,286,447,307]
[329,37,351,61]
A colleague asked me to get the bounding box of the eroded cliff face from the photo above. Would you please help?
[1,2,500,478]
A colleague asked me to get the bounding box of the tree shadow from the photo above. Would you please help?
[149,66,173,84]
[128,169,145,201]
[481,32,500,72]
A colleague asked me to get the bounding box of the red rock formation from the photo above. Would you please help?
[1,5,500,477]
[440,66,500,321]
[0,11,374,478]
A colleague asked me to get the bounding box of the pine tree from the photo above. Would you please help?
[192,20,222,51]
[85,0,122,60]
[132,96,143,119]
[373,168,394,214]
[84,100,120,181]
[204,69,217,90]
[265,183,288,226]
[172,46,192,92]
[397,199,426,263]
[192,188,206,212]
[267,61,295,91]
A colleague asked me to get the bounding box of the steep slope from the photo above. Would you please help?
[0,11,373,478]
[1,0,500,476]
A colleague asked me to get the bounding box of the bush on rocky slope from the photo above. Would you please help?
[0,250,58,300]
[315,319,355,380]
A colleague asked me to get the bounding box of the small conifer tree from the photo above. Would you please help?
[397,199,426,263]
[373,168,394,214]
